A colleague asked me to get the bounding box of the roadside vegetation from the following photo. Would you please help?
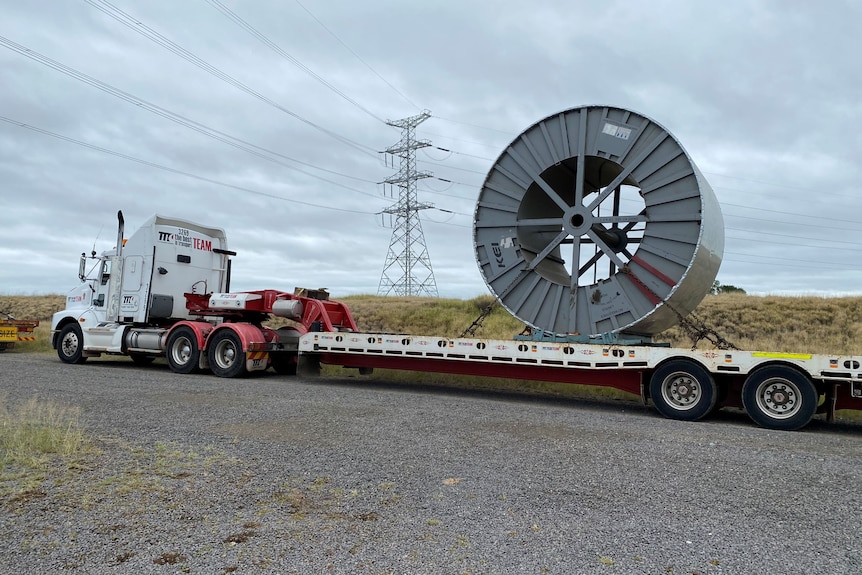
[0,396,94,498]
[3,291,862,356]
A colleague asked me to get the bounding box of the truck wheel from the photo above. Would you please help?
[57,323,87,364]
[742,366,818,431]
[166,327,201,374]
[649,360,717,421]
[208,330,246,378]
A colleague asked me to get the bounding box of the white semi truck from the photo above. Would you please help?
[51,211,357,378]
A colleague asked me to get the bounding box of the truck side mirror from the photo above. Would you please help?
[78,253,87,281]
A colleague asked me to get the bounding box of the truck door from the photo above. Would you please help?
[120,255,144,320]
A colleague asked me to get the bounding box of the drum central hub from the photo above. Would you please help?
[564,208,591,235]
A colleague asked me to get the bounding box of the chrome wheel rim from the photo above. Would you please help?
[213,339,237,369]
[660,371,701,411]
[754,378,800,420]
[170,336,193,366]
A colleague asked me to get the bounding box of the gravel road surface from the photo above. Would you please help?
[2,353,862,574]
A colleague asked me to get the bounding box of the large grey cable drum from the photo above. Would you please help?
[473,105,724,337]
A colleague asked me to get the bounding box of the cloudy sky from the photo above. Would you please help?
[1,0,861,303]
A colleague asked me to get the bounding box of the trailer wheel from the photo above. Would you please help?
[57,323,87,364]
[208,330,246,378]
[742,366,818,431]
[649,360,717,421]
[166,327,201,374]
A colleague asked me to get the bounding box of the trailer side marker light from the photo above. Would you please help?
[752,352,812,360]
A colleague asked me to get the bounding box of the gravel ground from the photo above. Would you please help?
[2,353,862,574]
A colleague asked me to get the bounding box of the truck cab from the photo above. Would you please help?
[51,211,233,362]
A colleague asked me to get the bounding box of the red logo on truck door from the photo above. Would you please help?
[192,237,212,251]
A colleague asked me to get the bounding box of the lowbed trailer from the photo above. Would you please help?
[0,317,39,351]
[299,331,862,431]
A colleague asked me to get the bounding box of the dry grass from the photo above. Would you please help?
[0,294,65,322]
[656,293,862,355]
[0,397,89,467]
[0,294,64,353]
[0,396,94,497]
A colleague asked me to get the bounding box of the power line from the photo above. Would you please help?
[0,115,381,215]
[434,115,518,136]
[83,0,378,157]
[726,227,862,248]
[0,36,380,195]
[724,250,862,270]
[293,0,421,111]
[205,0,385,123]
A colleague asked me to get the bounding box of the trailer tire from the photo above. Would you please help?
[57,323,87,364]
[742,366,818,431]
[166,327,201,374]
[208,330,246,378]
[649,360,717,421]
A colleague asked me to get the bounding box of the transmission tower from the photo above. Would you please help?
[377,110,438,297]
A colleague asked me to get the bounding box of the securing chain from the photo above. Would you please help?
[460,301,498,338]
[621,265,738,351]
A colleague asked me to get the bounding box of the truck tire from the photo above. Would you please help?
[649,360,717,421]
[166,327,201,374]
[207,330,246,378]
[742,366,818,431]
[57,323,87,364]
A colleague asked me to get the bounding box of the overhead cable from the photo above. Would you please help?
[83,0,378,157]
